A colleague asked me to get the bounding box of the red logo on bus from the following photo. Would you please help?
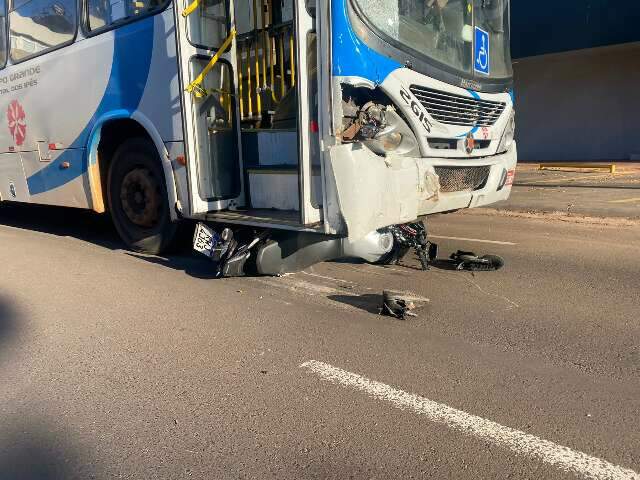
[7,100,27,146]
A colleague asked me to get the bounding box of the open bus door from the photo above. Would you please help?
[175,0,323,230]
[293,0,322,226]
[174,0,245,216]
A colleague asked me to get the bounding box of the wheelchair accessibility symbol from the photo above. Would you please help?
[474,27,490,75]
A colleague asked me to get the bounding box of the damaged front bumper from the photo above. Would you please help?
[324,142,518,239]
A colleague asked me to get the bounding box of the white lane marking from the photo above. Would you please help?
[301,360,639,480]
[430,235,517,246]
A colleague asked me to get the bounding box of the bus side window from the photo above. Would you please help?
[87,0,163,31]
[305,0,315,18]
[187,0,227,48]
[9,0,77,62]
[0,0,6,67]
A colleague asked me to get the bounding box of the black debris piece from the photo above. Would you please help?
[380,290,417,320]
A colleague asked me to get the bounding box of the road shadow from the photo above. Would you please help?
[428,259,464,271]
[0,202,122,250]
[0,202,195,254]
[387,257,461,272]
[327,293,382,314]
[0,203,491,279]
[125,251,221,279]
[0,419,100,480]
[328,292,432,319]
[0,296,99,479]
[0,294,20,353]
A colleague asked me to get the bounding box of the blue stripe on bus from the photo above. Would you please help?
[455,90,483,138]
[27,17,155,196]
[331,0,401,84]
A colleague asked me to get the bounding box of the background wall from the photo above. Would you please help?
[513,42,640,162]
[510,2,640,162]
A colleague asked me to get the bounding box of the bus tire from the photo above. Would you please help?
[107,138,177,255]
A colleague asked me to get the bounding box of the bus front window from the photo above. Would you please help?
[474,0,512,78]
[351,0,511,79]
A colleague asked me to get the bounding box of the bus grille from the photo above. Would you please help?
[435,166,491,193]
[410,85,506,127]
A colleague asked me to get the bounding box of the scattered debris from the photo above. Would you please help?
[380,290,418,320]
[450,251,505,271]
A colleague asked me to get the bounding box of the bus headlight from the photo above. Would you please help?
[364,109,420,157]
[381,131,403,151]
[498,110,516,153]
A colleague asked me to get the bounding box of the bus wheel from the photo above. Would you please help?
[107,138,177,255]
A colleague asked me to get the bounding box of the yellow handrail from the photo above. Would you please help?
[269,36,277,102]
[278,32,285,99]
[238,42,245,119]
[247,39,253,119]
[232,15,295,123]
[289,31,295,87]
[261,0,268,103]
[253,0,261,117]
[186,28,237,98]
[265,0,278,103]
[181,0,199,17]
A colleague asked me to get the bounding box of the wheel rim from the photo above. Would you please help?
[119,167,162,229]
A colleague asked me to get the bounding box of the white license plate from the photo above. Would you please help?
[193,222,218,258]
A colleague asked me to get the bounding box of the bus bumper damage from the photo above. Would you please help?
[194,143,517,277]
[323,141,518,240]
[254,140,517,275]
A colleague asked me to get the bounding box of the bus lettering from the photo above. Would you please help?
[400,87,432,133]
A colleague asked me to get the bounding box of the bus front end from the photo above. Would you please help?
[323,0,516,240]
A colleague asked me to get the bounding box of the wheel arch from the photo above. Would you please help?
[86,111,179,221]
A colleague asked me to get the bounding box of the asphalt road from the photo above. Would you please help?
[497,186,640,219]
[485,166,640,220]
[1,203,639,479]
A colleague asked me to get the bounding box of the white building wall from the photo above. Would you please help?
[513,42,640,162]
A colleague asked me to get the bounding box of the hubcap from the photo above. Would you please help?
[120,168,162,228]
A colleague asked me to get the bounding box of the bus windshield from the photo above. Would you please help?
[352,0,512,79]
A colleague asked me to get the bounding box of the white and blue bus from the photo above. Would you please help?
[0,0,516,274]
